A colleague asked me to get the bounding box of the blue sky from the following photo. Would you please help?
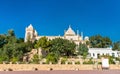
[0,0,120,41]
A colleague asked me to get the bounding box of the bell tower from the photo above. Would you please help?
[24,24,37,42]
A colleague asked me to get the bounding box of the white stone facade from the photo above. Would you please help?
[24,24,38,42]
[24,24,89,45]
[89,48,120,58]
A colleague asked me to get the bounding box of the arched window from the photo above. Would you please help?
[97,53,100,59]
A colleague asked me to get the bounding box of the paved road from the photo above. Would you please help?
[0,70,120,74]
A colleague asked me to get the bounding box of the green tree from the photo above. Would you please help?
[7,29,15,37]
[0,35,7,48]
[50,38,76,57]
[17,38,24,43]
[25,41,34,52]
[0,30,34,62]
[112,41,120,51]
[32,54,40,64]
[78,43,88,59]
[89,35,112,48]
[34,37,51,52]
[46,52,59,64]
[0,29,38,63]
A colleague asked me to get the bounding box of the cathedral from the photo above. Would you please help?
[24,24,89,45]
[24,24,120,59]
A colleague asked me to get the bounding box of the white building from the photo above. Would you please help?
[89,48,120,58]
[24,24,89,45]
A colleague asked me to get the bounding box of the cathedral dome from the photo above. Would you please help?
[65,25,76,36]
[84,36,89,41]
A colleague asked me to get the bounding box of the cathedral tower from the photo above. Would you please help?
[24,24,38,42]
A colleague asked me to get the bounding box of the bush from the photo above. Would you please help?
[46,53,59,64]
[32,54,40,64]
[83,59,94,64]
[61,61,65,64]
[115,57,120,61]
[108,56,115,64]
[60,57,67,64]
[42,62,47,64]
[68,61,72,64]
[83,61,93,64]
[0,61,2,64]
[19,61,27,64]
[75,61,80,64]
[98,62,102,64]
[11,57,19,64]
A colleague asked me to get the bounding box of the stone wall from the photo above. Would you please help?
[0,64,120,71]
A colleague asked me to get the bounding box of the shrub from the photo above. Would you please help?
[75,61,80,64]
[11,57,19,64]
[83,61,93,64]
[61,61,65,64]
[83,59,94,64]
[61,57,67,64]
[32,54,40,64]
[68,61,72,64]
[42,62,47,64]
[115,57,120,61]
[46,53,58,64]
[108,56,115,64]
[98,62,102,64]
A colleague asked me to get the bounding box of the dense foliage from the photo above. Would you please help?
[34,37,76,63]
[112,41,120,51]
[34,37,51,53]
[0,30,120,64]
[89,35,112,48]
[77,43,89,59]
[50,38,76,57]
[0,30,34,63]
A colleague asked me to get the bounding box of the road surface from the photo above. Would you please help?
[0,70,120,74]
